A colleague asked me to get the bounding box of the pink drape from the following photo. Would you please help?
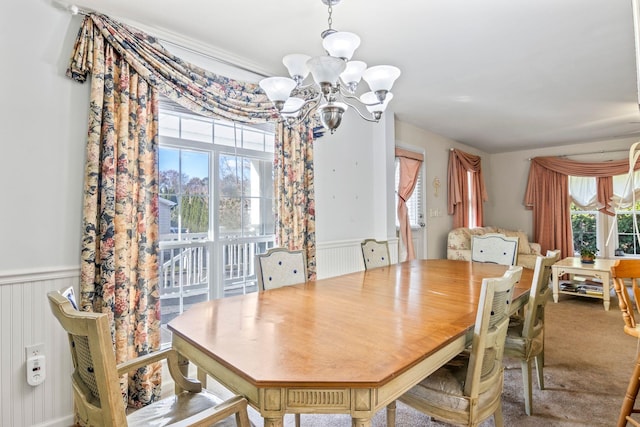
[396,148,423,261]
[447,149,488,228]
[524,156,640,257]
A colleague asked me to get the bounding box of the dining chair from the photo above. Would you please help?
[504,249,560,415]
[47,289,251,427]
[256,247,307,291]
[388,265,523,427]
[360,239,391,269]
[471,233,519,266]
[611,259,640,427]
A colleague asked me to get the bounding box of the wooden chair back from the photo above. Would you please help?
[48,289,252,427]
[465,265,522,398]
[256,248,307,291]
[361,239,391,269]
[48,290,129,426]
[520,250,561,340]
[471,234,519,266]
[611,259,640,338]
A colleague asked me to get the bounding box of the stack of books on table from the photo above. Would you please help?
[559,278,603,296]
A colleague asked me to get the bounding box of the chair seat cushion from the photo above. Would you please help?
[127,389,241,427]
[505,321,543,358]
[403,353,502,412]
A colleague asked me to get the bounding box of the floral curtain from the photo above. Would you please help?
[67,13,317,407]
[447,149,488,228]
[275,121,317,279]
[396,148,423,261]
[67,14,276,124]
[68,30,161,408]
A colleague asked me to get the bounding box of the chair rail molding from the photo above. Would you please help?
[0,265,80,286]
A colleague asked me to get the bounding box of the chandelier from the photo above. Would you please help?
[259,0,401,134]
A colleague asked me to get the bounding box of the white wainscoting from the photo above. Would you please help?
[316,238,399,279]
[0,241,397,426]
[0,267,79,427]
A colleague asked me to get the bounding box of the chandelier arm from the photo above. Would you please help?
[340,99,378,123]
[298,95,323,122]
[339,88,383,107]
[280,94,324,128]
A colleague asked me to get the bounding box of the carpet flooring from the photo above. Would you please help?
[213,293,636,426]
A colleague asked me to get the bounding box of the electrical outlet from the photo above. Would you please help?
[26,343,44,359]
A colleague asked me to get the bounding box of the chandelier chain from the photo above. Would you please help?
[327,3,333,30]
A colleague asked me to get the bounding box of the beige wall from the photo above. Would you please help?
[395,121,488,259]
[486,136,639,255]
[396,118,640,259]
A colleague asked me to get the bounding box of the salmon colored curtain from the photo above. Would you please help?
[396,148,423,261]
[524,155,640,258]
[447,149,488,228]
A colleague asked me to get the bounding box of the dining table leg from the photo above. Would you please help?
[386,401,396,427]
[264,416,284,427]
[352,417,372,427]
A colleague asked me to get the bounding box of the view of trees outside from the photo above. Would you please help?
[159,147,273,238]
[570,206,597,255]
[616,205,640,255]
[159,148,210,234]
[218,154,273,241]
[571,203,640,255]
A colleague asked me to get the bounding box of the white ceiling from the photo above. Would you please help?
[58,0,640,153]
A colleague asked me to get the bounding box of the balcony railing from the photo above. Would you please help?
[158,236,275,342]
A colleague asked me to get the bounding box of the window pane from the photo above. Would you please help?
[159,112,180,138]
[243,198,261,236]
[242,128,264,151]
[264,132,275,153]
[571,207,597,254]
[617,213,640,254]
[159,147,180,195]
[181,118,212,143]
[219,155,242,197]
[214,122,236,147]
[179,195,209,233]
[243,158,260,197]
[219,197,241,238]
[181,150,210,192]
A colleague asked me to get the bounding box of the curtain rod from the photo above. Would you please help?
[54,1,269,78]
[527,148,633,161]
[559,148,631,157]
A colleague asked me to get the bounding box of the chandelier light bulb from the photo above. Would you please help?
[306,55,346,86]
[360,92,394,113]
[362,65,401,93]
[340,61,367,92]
[259,77,297,110]
[281,97,306,118]
[283,54,311,84]
[322,31,361,60]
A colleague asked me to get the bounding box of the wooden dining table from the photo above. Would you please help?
[168,259,533,427]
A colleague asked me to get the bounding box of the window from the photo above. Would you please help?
[158,102,276,346]
[568,173,640,257]
[570,203,599,255]
[616,203,640,255]
[467,171,477,228]
[394,159,423,227]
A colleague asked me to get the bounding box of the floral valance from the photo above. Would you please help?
[67,13,278,124]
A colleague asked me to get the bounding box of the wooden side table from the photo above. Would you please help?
[551,257,617,311]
